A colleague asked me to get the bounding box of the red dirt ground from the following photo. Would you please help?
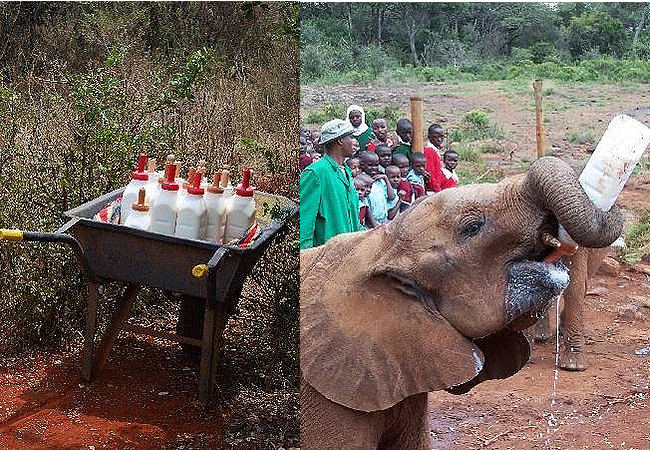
[0,335,227,449]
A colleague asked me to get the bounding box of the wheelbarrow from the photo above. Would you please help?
[0,187,297,403]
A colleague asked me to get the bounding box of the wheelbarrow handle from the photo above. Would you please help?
[0,228,99,284]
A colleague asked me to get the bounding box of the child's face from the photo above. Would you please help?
[386,167,401,188]
[376,148,392,168]
[444,153,459,171]
[364,181,372,196]
[413,158,426,176]
[354,180,366,199]
[347,159,360,176]
[372,120,388,141]
[352,138,360,154]
[349,110,363,128]
[397,124,413,144]
[396,160,409,178]
[429,129,444,149]
[361,154,380,176]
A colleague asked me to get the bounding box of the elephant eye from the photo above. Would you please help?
[459,218,484,240]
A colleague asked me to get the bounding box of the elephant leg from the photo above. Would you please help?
[559,249,589,371]
[533,308,554,342]
[301,377,384,449]
[378,393,430,450]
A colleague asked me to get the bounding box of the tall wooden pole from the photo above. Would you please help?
[533,79,545,158]
[410,96,423,154]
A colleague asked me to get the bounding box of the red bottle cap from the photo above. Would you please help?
[188,171,205,195]
[161,162,179,191]
[236,168,254,197]
[131,154,149,181]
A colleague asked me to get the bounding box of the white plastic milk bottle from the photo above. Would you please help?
[120,154,150,225]
[175,172,207,240]
[146,157,159,207]
[558,114,650,247]
[123,187,151,231]
[149,162,180,236]
[204,172,228,243]
[224,168,256,244]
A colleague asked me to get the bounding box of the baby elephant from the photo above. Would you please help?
[300,157,622,449]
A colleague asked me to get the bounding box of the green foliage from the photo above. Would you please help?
[364,105,401,129]
[566,129,596,145]
[162,47,215,105]
[620,210,650,263]
[450,110,504,142]
[303,103,347,125]
[300,3,650,85]
[568,10,626,60]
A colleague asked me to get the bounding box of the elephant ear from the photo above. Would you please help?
[301,246,490,412]
[444,328,530,395]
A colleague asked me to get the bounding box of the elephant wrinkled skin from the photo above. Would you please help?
[300,157,623,450]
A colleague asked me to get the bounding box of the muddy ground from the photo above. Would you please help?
[301,80,650,449]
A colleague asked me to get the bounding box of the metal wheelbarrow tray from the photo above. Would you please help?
[54,187,297,403]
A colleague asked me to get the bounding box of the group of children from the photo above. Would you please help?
[300,104,460,229]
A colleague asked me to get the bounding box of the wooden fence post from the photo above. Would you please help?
[533,79,545,158]
[410,96,423,154]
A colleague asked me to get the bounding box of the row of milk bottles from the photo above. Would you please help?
[119,154,256,244]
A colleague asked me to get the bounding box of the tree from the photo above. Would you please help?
[568,10,626,59]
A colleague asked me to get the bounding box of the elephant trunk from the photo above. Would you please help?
[524,156,623,248]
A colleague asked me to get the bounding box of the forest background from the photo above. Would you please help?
[301,2,650,84]
[0,2,299,448]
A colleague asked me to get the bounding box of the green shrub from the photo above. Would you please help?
[450,110,504,143]
[566,129,596,145]
[365,105,401,130]
[620,210,650,263]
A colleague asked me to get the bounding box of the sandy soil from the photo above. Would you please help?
[301,80,650,449]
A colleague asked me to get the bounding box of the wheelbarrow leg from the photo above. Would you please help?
[82,281,100,381]
[198,300,228,404]
[93,283,140,378]
[82,283,140,380]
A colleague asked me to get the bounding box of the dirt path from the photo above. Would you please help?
[0,336,226,449]
[302,80,650,449]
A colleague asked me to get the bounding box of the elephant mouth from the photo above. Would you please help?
[505,260,569,327]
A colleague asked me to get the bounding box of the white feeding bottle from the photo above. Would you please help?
[123,187,151,231]
[224,168,256,244]
[175,171,207,240]
[120,153,150,225]
[204,172,228,244]
[149,161,180,236]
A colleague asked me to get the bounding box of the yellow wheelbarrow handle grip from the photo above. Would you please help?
[0,229,24,242]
